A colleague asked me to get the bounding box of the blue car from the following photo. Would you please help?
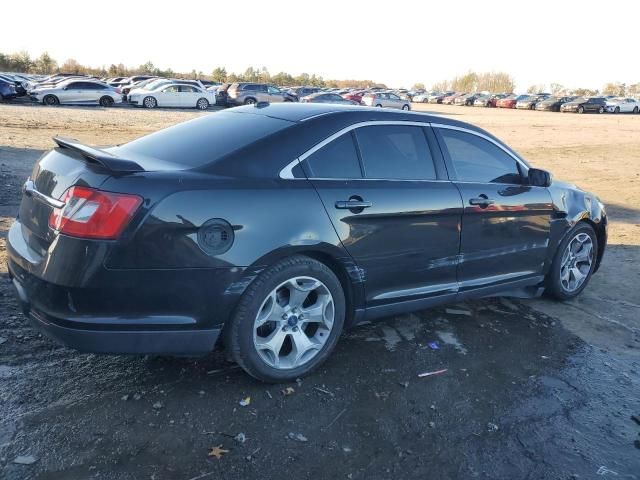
[0,78,17,101]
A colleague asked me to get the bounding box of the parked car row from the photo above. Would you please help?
[417,89,640,114]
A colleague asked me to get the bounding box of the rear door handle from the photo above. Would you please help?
[469,196,495,207]
[335,200,372,210]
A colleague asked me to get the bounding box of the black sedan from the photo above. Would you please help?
[7,104,607,382]
[560,97,607,114]
[535,96,576,112]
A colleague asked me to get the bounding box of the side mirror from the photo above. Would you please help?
[528,168,552,187]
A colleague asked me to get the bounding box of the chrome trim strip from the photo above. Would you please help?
[278,120,529,180]
[279,120,431,179]
[22,179,65,209]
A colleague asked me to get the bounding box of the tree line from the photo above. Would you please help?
[2,50,639,96]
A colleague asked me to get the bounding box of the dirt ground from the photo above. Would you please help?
[0,102,639,479]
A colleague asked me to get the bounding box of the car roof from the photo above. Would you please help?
[228,103,470,129]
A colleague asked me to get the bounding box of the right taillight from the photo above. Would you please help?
[49,186,142,240]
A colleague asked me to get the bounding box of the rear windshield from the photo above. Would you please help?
[112,111,294,170]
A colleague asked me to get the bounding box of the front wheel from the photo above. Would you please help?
[196,98,209,110]
[633,106,639,114]
[598,106,605,114]
[143,96,157,108]
[402,104,410,110]
[375,104,383,108]
[578,106,585,114]
[244,97,257,105]
[545,223,598,300]
[225,255,346,382]
[43,94,59,106]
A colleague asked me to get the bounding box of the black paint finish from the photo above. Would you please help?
[6,104,607,355]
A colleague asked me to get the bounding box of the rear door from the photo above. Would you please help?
[301,122,463,309]
[434,125,553,296]
[179,85,199,107]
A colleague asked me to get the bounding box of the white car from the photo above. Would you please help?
[29,79,122,107]
[605,97,640,114]
[129,83,216,110]
[412,93,431,103]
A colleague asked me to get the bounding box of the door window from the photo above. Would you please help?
[163,86,179,93]
[439,129,522,184]
[303,133,362,179]
[355,125,436,180]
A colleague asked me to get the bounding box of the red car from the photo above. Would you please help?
[342,91,365,104]
[442,92,466,105]
[496,94,528,109]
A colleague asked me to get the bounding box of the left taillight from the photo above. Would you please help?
[49,186,142,240]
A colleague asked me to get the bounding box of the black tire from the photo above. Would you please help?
[578,106,584,114]
[634,106,639,114]
[143,96,157,109]
[99,96,114,107]
[614,106,620,114]
[244,97,257,105]
[598,106,605,114]
[225,255,346,383]
[375,104,383,108]
[43,94,59,106]
[402,104,410,111]
[196,98,209,110]
[545,223,598,301]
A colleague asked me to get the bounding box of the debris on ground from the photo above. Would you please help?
[208,445,229,459]
[234,433,247,444]
[596,465,618,476]
[287,432,308,442]
[281,387,295,396]
[428,421,435,428]
[398,381,409,388]
[631,414,640,426]
[266,390,273,399]
[313,386,335,397]
[445,308,472,316]
[487,422,499,432]
[133,393,142,401]
[152,402,163,409]
[342,446,352,453]
[13,455,37,465]
[418,368,448,378]
[121,394,129,401]
[428,342,439,350]
[0,336,7,345]
[239,396,251,407]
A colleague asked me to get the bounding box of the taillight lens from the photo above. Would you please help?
[49,186,142,239]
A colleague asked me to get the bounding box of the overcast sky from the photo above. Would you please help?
[2,0,637,91]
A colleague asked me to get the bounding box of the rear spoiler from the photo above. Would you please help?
[53,136,144,173]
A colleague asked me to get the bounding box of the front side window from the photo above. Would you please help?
[163,86,179,93]
[268,86,280,94]
[439,129,521,184]
[304,133,362,179]
[355,125,436,180]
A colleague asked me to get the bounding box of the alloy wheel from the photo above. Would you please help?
[559,232,594,292]
[253,276,334,370]
[197,98,209,110]
[143,96,157,108]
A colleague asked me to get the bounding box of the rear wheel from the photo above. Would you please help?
[375,104,383,108]
[244,97,257,105]
[225,255,345,382]
[578,106,585,114]
[196,98,209,110]
[546,223,598,300]
[99,96,114,107]
[402,104,410,110]
[634,106,639,114]
[598,106,605,114]
[143,96,157,108]
[43,95,59,106]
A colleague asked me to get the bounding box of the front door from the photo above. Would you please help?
[301,123,463,309]
[434,126,553,295]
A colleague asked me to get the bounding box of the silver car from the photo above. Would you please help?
[361,91,411,110]
[30,79,122,107]
[226,83,297,105]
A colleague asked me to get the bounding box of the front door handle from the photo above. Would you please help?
[335,200,372,210]
[469,196,495,208]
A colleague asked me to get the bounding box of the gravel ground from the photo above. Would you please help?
[0,101,639,479]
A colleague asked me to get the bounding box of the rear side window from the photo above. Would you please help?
[439,129,521,184]
[304,133,362,179]
[113,111,294,169]
[355,125,436,180]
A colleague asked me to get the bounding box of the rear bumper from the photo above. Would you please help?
[5,219,250,355]
[9,268,221,355]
